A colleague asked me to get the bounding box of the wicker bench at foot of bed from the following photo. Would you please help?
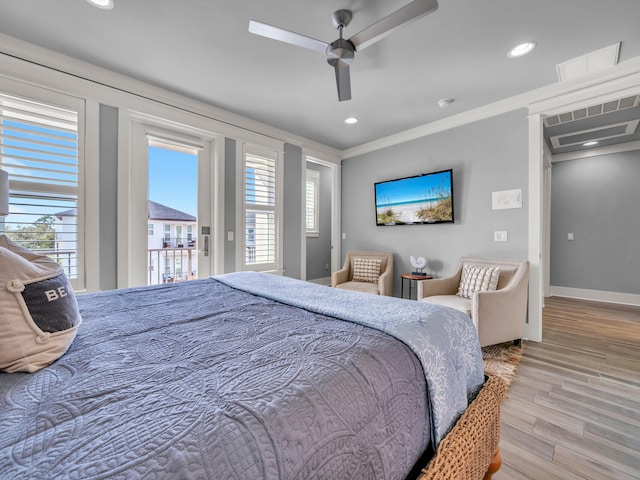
[418,375,508,480]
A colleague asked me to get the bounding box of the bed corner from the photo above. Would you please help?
[417,374,508,480]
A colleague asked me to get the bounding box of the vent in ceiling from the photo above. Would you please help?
[544,95,640,127]
[549,119,640,149]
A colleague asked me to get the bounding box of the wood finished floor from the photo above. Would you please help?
[494,296,640,480]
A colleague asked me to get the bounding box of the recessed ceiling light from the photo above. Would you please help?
[86,0,114,9]
[583,141,599,147]
[508,41,537,59]
[437,98,454,108]
[344,117,358,125]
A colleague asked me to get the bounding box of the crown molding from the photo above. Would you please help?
[0,33,340,160]
[342,56,640,160]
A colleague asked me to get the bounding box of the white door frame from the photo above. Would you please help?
[526,64,640,342]
[118,111,224,287]
[302,152,341,281]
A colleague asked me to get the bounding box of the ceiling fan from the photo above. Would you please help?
[248,0,439,102]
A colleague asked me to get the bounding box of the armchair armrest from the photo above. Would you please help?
[417,259,464,300]
[378,267,394,296]
[473,267,529,346]
[417,275,461,299]
[331,267,350,288]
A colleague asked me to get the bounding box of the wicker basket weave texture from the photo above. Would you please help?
[418,375,508,480]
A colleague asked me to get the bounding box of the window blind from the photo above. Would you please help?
[305,169,319,234]
[0,93,81,284]
[244,152,277,267]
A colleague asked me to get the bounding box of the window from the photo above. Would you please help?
[0,91,83,288]
[164,224,171,241]
[176,225,183,246]
[305,168,320,237]
[241,145,280,271]
[148,223,154,236]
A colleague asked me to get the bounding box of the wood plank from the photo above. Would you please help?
[492,296,640,479]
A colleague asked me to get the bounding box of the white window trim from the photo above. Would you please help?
[118,111,224,288]
[236,140,284,273]
[0,77,95,292]
[305,168,320,237]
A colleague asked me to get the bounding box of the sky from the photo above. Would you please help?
[375,170,452,206]
[148,145,198,216]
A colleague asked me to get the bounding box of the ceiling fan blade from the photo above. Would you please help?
[348,0,439,51]
[249,20,328,54]
[334,63,352,102]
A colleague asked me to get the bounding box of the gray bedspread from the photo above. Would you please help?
[0,273,483,480]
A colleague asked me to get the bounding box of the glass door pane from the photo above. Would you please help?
[147,140,198,285]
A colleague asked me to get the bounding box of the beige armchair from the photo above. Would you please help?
[332,251,394,296]
[417,257,529,347]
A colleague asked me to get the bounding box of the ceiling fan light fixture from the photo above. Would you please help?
[508,41,536,59]
[344,117,358,125]
[86,0,114,10]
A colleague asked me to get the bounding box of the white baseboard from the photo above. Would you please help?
[550,286,640,307]
[307,276,331,286]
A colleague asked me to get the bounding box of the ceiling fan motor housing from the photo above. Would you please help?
[326,38,355,66]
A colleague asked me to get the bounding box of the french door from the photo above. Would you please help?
[121,119,219,288]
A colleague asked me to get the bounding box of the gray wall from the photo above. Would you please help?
[306,162,332,280]
[98,104,118,290]
[341,110,529,296]
[550,150,640,294]
[223,137,236,273]
[283,143,303,279]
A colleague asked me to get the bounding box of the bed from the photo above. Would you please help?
[0,272,505,479]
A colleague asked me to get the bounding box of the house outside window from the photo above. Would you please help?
[148,223,154,236]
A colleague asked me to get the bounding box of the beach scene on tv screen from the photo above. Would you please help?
[376,170,453,225]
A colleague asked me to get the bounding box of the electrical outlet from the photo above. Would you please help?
[494,230,508,242]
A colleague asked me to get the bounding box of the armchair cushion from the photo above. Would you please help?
[352,257,381,283]
[424,294,473,318]
[457,265,500,299]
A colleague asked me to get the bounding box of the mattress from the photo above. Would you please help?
[0,273,483,479]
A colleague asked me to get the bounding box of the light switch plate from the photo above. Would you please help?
[494,230,508,242]
[492,189,522,210]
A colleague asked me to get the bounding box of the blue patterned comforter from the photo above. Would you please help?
[0,273,483,480]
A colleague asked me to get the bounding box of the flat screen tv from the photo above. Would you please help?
[374,169,454,225]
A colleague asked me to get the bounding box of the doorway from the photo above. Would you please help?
[304,155,340,283]
[120,118,219,288]
[146,138,198,285]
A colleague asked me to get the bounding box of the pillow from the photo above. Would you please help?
[0,235,82,373]
[457,265,500,299]
[352,257,382,283]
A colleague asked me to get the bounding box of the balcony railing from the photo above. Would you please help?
[148,246,197,285]
[18,249,77,279]
[162,237,196,248]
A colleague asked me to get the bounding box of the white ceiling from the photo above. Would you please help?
[1,0,639,151]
